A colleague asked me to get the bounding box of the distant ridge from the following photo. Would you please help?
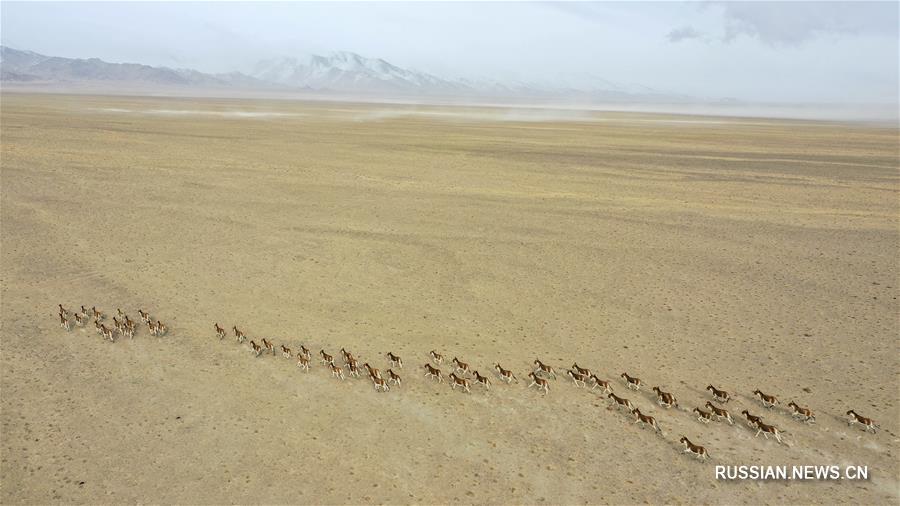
[0,46,271,88]
[1,45,692,103]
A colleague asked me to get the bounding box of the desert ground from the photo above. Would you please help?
[1,92,898,504]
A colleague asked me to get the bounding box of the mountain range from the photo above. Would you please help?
[0,46,688,102]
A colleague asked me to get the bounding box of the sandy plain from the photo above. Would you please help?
[1,92,898,504]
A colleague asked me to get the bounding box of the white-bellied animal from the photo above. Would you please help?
[424,363,443,382]
[753,389,778,408]
[632,408,662,433]
[215,323,226,339]
[693,407,713,424]
[472,370,490,390]
[261,338,274,355]
[364,363,381,380]
[652,387,677,408]
[621,372,642,390]
[233,326,246,343]
[330,364,345,380]
[430,350,444,364]
[250,341,262,357]
[741,410,763,428]
[494,363,518,384]
[137,309,149,323]
[387,352,403,369]
[706,385,730,403]
[589,374,611,393]
[608,393,634,411]
[566,369,587,388]
[387,369,402,387]
[527,372,550,394]
[320,350,334,366]
[846,410,879,433]
[281,345,292,359]
[705,402,734,424]
[752,420,786,444]
[571,363,591,377]
[452,357,470,375]
[787,402,815,423]
[448,373,471,393]
[298,345,310,359]
[59,313,71,331]
[533,359,557,379]
[347,360,361,378]
[679,436,709,460]
[296,354,310,371]
[372,375,390,392]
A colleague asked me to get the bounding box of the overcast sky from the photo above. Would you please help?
[1,1,897,104]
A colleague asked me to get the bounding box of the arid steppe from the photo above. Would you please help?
[1,92,898,504]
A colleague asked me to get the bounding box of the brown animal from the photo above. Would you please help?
[347,360,361,378]
[424,363,443,382]
[448,373,471,393]
[527,372,550,394]
[752,420,786,444]
[589,374,611,393]
[652,387,677,408]
[533,359,557,379]
[296,354,310,371]
[298,345,310,359]
[705,402,734,424]
[787,402,815,423]
[386,369,402,387]
[320,349,334,366]
[74,313,85,327]
[330,364,345,380]
[607,392,634,411]
[753,389,778,408]
[741,410,763,428]
[215,323,226,339]
[261,338,274,355]
[430,350,444,364]
[250,341,262,357]
[679,436,709,460]
[621,372,642,390]
[472,370,490,390]
[452,357,471,375]
[571,363,591,377]
[387,352,403,369]
[281,345,292,359]
[364,363,381,380]
[58,304,68,317]
[59,313,71,331]
[706,385,730,403]
[693,407,713,424]
[566,369,587,387]
[233,326,246,343]
[494,363,518,383]
[372,375,390,392]
[92,306,104,321]
[632,408,662,433]
[137,309,150,323]
[846,410,879,433]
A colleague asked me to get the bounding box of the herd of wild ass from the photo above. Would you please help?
[57,303,883,461]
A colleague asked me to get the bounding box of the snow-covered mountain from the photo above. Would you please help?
[1,45,688,102]
[249,51,471,94]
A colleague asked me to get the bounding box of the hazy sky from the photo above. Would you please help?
[2,1,897,104]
